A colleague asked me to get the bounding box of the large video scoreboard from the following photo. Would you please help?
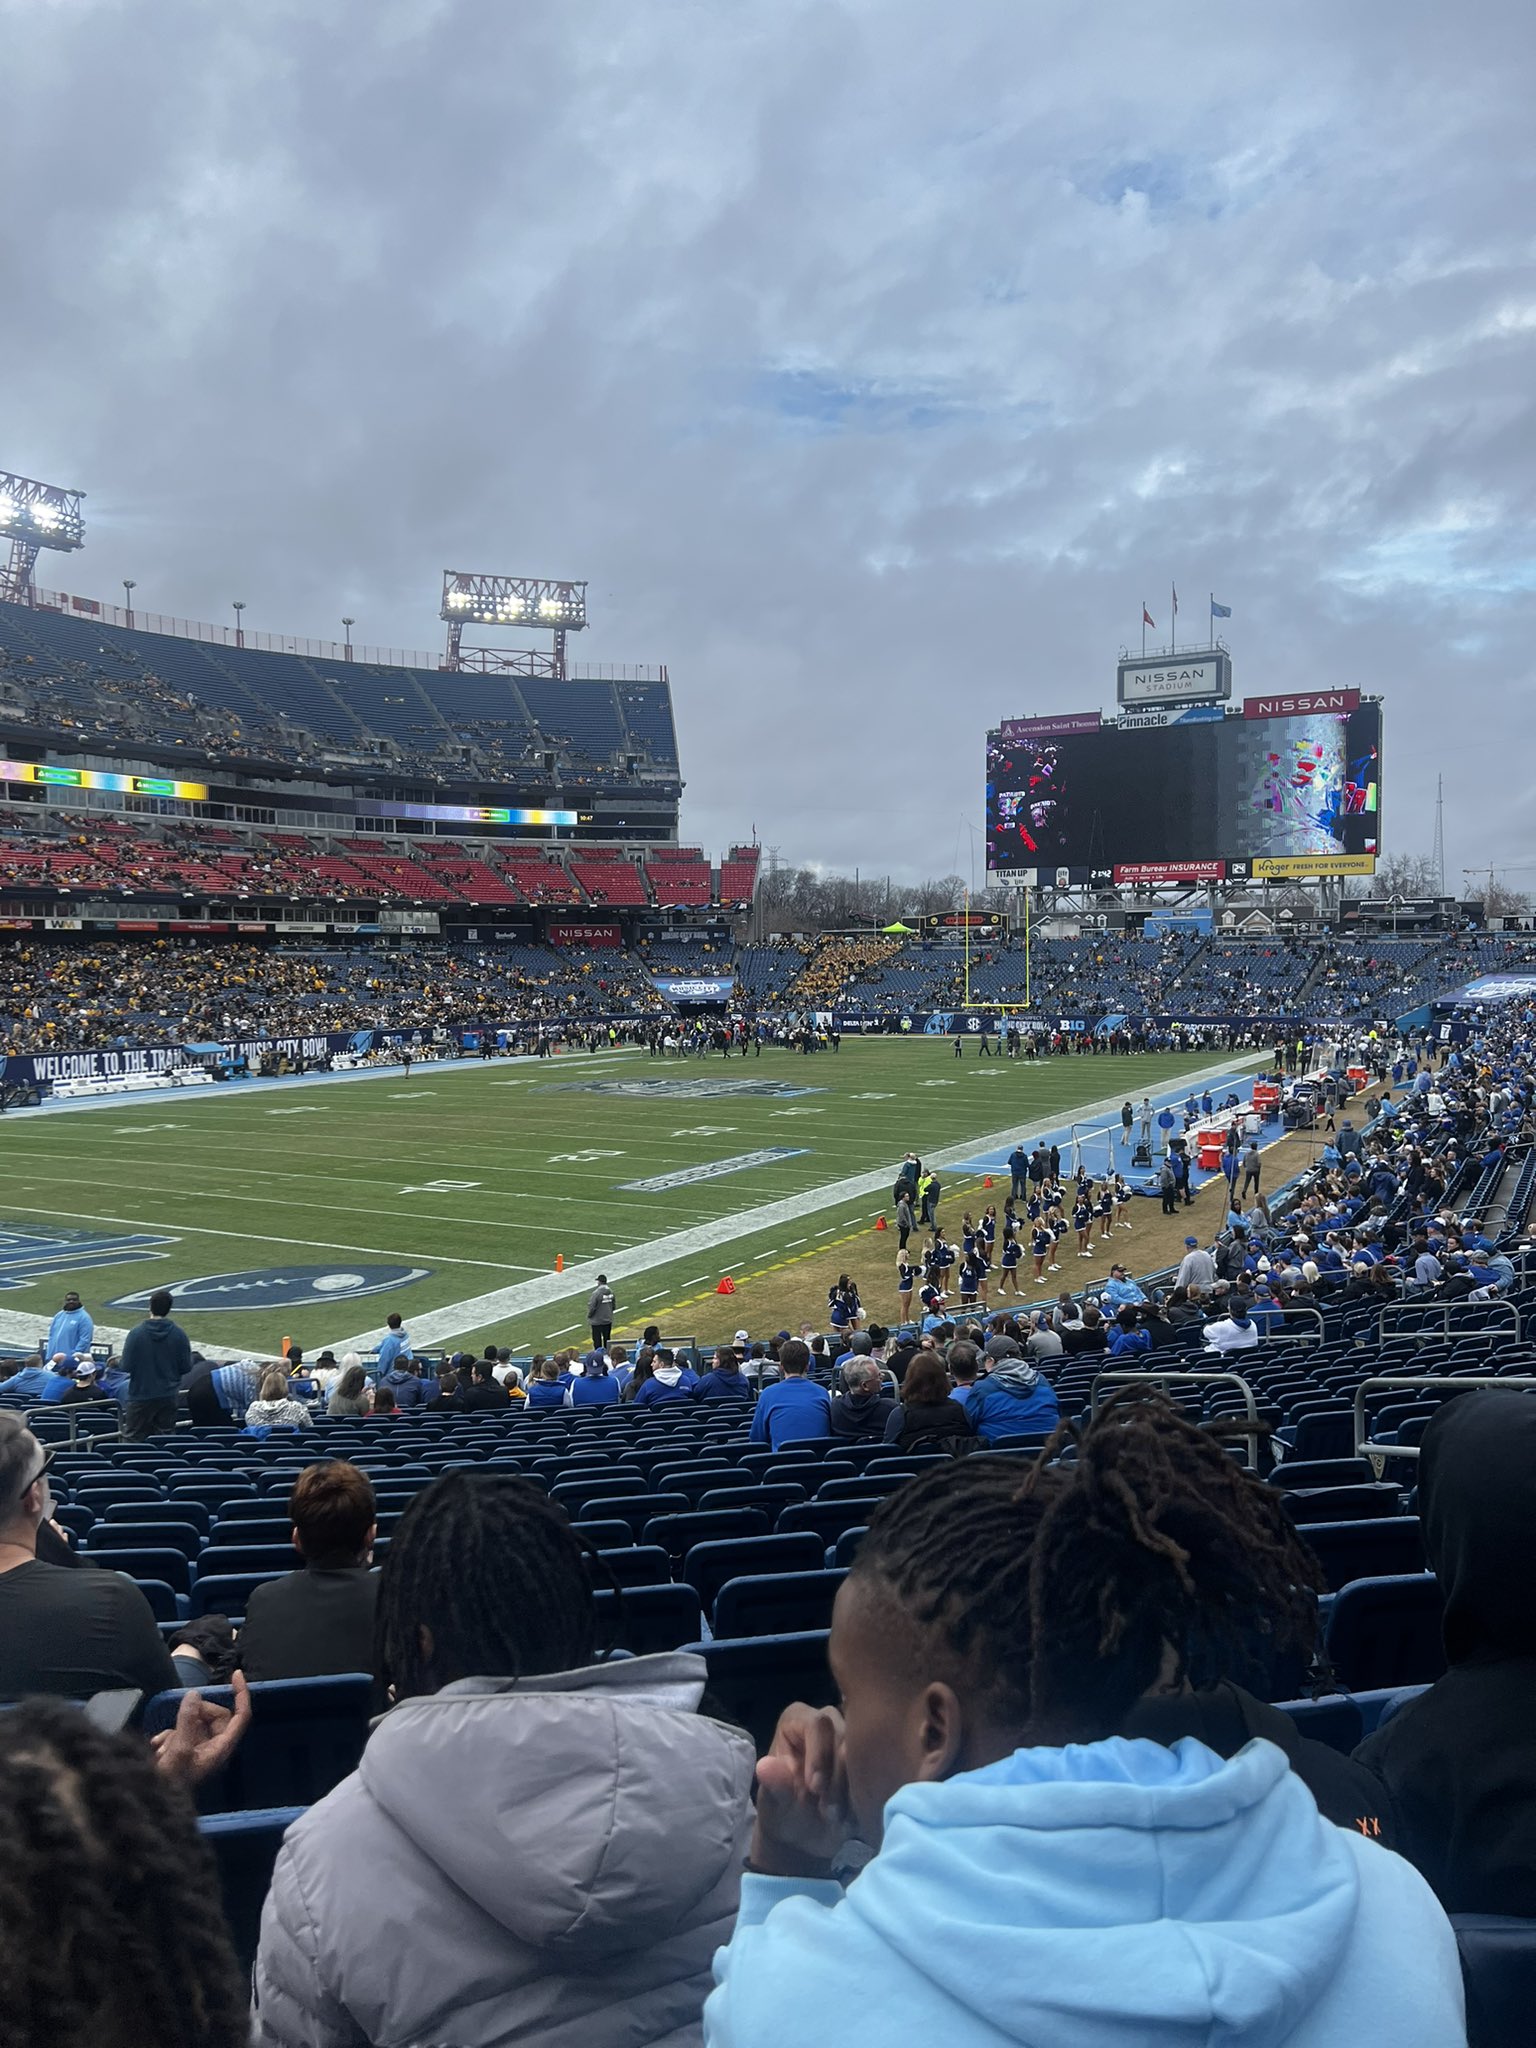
[985,691,1381,884]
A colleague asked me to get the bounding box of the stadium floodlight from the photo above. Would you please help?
[439,571,589,677]
[0,469,86,604]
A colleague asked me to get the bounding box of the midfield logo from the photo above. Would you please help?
[109,1264,429,1311]
[0,1224,177,1292]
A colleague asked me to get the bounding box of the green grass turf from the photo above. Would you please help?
[0,1042,1234,1356]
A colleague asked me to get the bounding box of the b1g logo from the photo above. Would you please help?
[109,1264,429,1311]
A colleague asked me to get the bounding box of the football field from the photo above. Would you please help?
[0,1041,1253,1359]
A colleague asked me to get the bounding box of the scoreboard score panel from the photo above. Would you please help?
[986,702,1381,876]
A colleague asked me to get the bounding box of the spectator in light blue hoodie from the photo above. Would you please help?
[705,1395,1464,2048]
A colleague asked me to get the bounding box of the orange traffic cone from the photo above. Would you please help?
[555,1253,564,1273]
[874,1214,888,1231]
[983,1174,994,1189]
[716,1275,736,1295]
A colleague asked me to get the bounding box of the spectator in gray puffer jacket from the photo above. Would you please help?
[254,1472,755,2048]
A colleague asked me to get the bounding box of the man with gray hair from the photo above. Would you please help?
[828,1356,897,1443]
[0,1413,178,1703]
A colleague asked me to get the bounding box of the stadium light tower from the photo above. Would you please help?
[440,571,588,678]
[0,470,86,605]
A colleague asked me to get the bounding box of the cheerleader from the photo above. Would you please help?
[1096,1182,1116,1243]
[1031,1221,1053,1284]
[998,1228,1023,1294]
[980,1205,998,1249]
[896,1254,917,1321]
[1047,1206,1068,1272]
[1074,1189,1094,1258]
[827,1273,862,1333]
[1114,1173,1133,1230]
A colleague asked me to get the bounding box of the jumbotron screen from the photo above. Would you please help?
[985,701,1381,878]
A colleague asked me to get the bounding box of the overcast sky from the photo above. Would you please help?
[3,0,1533,886]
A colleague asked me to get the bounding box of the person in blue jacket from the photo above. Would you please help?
[693,1345,754,1402]
[524,1359,569,1410]
[44,1291,94,1368]
[1106,1305,1152,1356]
[966,1359,1059,1446]
[566,1352,620,1407]
[705,1397,1465,2048]
[632,1348,699,1407]
[748,1341,830,1445]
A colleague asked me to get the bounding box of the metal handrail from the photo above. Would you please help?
[17,1397,123,1448]
[1376,1300,1520,1341]
[1092,1367,1261,1466]
[1353,1374,1536,1462]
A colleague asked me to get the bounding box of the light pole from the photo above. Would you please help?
[342,616,354,661]
[232,599,245,649]
[122,578,135,629]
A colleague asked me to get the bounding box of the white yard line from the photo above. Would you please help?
[326,1054,1260,1350]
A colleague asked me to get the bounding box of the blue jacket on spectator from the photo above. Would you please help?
[694,1367,753,1402]
[525,1378,568,1410]
[968,1363,1059,1446]
[749,1375,831,1446]
[1107,1325,1152,1357]
[634,1365,699,1407]
[380,1367,432,1410]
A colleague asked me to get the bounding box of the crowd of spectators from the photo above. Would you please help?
[5,1018,1536,2040]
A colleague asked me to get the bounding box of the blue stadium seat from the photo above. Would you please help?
[592,1583,702,1655]
[712,1569,848,1638]
[642,1508,771,1559]
[104,1497,212,1536]
[816,1472,916,1501]
[570,1519,641,1550]
[196,1544,299,1580]
[98,1548,193,1596]
[1452,1916,1536,2048]
[188,1571,287,1618]
[1324,1574,1447,1691]
[127,1577,182,1622]
[778,1498,884,1544]
[698,1483,807,1518]
[1297,1517,1425,1591]
[683,1533,825,1617]
[145,1675,372,1811]
[684,1631,835,1753]
[585,1544,672,1589]
[53,1502,95,1541]
[833,1525,869,1568]
[572,1492,689,1539]
[1281,1484,1402,1523]
[199,1806,305,1973]
[1271,1695,1364,1755]
[87,1519,204,1562]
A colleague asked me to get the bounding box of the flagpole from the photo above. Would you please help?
[1141,603,1146,658]
[1170,581,1176,656]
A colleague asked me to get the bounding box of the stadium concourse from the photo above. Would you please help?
[3,1006,1536,2044]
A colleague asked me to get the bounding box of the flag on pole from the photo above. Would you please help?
[1210,597,1231,619]
[1171,584,1179,616]
[1142,605,1155,628]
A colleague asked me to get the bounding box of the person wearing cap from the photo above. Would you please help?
[564,1351,620,1408]
[1101,1265,1146,1311]
[0,1412,179,1703]
[1175,1237,1215,1292]
[45,1290,93,1370]
[693,1344,753,1403]
[59,1361,107,1405]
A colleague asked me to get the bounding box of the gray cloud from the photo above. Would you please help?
[2,0,1533,885]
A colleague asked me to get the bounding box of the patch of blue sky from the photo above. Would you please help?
[1329,526,1536,601]
[752,366,985,434]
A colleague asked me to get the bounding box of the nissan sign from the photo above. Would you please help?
[1242,688,1361,719]
[1116,648,1232,709]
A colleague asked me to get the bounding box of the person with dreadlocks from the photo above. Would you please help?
[704,1394,1464,2048]
[253,1470,755,2048]
[0,1697,251,2048]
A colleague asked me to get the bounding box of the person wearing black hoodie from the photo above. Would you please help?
[1356,1392,1536,1912]
[120,1288,192,1439]
[829,1359,896,1442]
